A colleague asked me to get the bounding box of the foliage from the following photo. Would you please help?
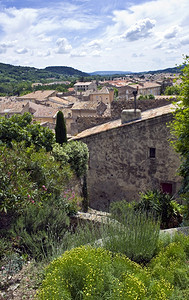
[52,141,89,177]
[135,190,183,229]
[138,94,155,100]
[170,56,189,213]
[0,113,55,151]
[44,66,88,77]
[164,85,181,95]
[0,142,72,214]
[104,202,160,263]
[0,252,25,279]
[36,246,173,300]
[11,201,70,261]
[62,189,82,216]
[149,234,189,296]
[55,111,67,145]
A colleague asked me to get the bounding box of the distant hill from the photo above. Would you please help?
[45,66,89,77]
[135,66,183,75]
[90,71,132,75]
[91,66,182,76]
[0,62,89,83]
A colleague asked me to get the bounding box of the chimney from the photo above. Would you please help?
[121,109,141,124]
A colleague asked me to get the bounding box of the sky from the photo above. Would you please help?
[0,0,188,73]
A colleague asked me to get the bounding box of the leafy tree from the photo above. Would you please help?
[0,113,55,151]
[55,111,67,145]
[164,85,181,95]
[170,56,189,214]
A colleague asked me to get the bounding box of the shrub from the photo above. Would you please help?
[0,113,55,151]
[36,246,173,300]
[11,202,70,261]
[149,237,189,291]
[103,203,160,263]
[55,110,67,145]
[0,142,72,214]
[52,141,89,177]
[135,190,183,229]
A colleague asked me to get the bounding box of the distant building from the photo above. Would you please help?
[74,81,97,92]
[89,87,114,104]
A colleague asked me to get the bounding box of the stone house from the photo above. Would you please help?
[74,81,97,92]
[118,82,161,100]
[72,104,181,211]
[89,87,114,105]
[22,101,57,124]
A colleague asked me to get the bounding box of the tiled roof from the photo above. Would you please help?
[0,100,27,114]
[131,82,161,89]
[26,102,57,118]
[17,90,56,101]
[54,108,72,119]
[49,96,69,105]
[72,101,98,110]
[74,82,93,86]
[91,87,110,94]
[72,103,176,140]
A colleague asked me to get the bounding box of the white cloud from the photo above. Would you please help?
[55,38,72,54]
[70,50,87,57]
[37,50,51,57]
[0,47,6,54]
[121,18,156,41]
[164,25,181,39]
[15,48,28,54]
[180,35,189,45]
[87,39,102,50]
[0,40,17,48]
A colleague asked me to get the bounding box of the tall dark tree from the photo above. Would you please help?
[55,111,67,145]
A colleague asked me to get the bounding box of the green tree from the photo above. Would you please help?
[0,113,55,151]
[55,111,67,145]
[164,85,181,95]
[171,56,189,213]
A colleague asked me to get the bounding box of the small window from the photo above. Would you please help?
[149,147,156,158]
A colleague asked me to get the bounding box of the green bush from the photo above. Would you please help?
[149,236,189,292]
[52,141,89,177]
[0,113,55,151]
[11,202,70,261]
[36,246,173,300]
[138,94,155,100]
[103,203,160,263]
[135,190,183,229]
[0,143,72,214]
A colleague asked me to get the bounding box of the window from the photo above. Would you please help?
[149,147,156,158]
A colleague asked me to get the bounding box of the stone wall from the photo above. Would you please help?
[76,116,112,133]
[78,113,181,211]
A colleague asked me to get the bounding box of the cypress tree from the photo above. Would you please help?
[55,111,67,145]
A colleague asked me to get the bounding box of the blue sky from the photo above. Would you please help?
[0,0,188,72]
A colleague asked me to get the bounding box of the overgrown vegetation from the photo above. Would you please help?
[170,55,189,221]
[138,94,155,100]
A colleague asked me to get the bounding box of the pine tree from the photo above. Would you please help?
[55,111,67,145]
